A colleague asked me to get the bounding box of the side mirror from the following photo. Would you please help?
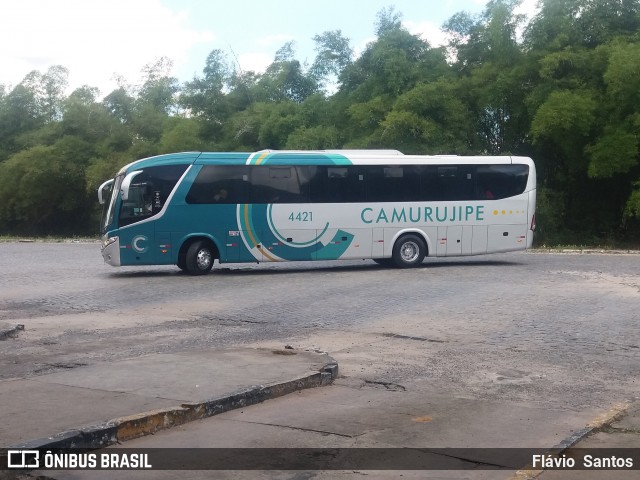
[98,178,114,205]
[120,170,143,201]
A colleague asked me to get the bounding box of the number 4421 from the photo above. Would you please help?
[288,211,313,222]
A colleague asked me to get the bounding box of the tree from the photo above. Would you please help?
[309,30,353,90]
[255,42,318,103]
[103,87,135,124]
[137,57,179,114]
[160,117,206,152]
[381,80,475,153]
[0,137,94,234]
[41,65,69,122]
[61,86,114,143]
[181,49,230,120]
[0,84,44,159]
[375,6,403,37]
[132,57,179,143]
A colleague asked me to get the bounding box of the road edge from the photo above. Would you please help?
[507,401,633,480]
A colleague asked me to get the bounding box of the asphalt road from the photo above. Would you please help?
[1,242,639,411]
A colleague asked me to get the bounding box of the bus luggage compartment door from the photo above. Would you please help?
[263,229,317,262]
[318,229,371,260]
[488,224,528,253]
[441,226,472,256]
[472,225,488,255]
[372,228,384,258]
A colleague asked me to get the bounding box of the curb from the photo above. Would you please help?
[529,249,640,255]
[9,360,339,450]
[508,401,632,480]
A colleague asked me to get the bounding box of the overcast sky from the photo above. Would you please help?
[0,0,538,97]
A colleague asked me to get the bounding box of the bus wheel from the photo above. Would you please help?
[185,240,214,275]
[392,234,426,268]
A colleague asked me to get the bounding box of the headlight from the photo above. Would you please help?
[102,237,118,249]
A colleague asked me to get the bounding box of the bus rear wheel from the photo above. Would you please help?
[392,234,426,268]
[185,240,214,275]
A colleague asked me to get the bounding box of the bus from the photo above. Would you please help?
[98,150,536,275]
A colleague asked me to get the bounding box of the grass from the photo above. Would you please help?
[0,235,100,243]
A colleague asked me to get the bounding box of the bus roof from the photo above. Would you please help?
[118,150,534,173]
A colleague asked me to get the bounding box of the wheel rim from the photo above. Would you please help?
[400,241,419,263]
[196,248,212,270]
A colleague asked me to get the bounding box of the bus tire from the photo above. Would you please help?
[185,240,214,275]
[392,234,426,268]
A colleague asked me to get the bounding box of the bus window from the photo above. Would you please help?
[321,166,365,203]
[418,166,438,201]
[186,165,249,204]
[475,165,529,200]
[366,166,421,202]
[250,166,307,203]
[435,166,474,201]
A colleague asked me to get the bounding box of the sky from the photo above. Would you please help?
[0,0,539,98]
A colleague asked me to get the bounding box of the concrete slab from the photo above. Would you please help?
[216,384,600,448]
[0,379,177,446]
[0,348,336,449]
[37,349,330,402]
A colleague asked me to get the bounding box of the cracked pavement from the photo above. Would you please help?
[1,243,639,478]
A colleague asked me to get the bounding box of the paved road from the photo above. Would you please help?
[1,243,639,413]
[3,243,639,479]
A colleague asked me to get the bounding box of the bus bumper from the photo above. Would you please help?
[101,235,121,266]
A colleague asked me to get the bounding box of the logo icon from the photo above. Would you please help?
[8,450,40,468]
[131,235,148,253]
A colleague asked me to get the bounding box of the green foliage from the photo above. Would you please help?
[534,186,567,245]
[1,0,640,243]
[159,117,205,153]
[375,6,403,37]
[391,81,474,153]
[309,30,353,85]
[603,42,640,116]
[286,126,340,149]
[587,128,638,177]
[531,90,597,156]
[625,182,640,218]
[0,138,93,234]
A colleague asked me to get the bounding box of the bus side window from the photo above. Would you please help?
[323,167,365,203]
[475,165,529,200]
[307,166,329,202]
[250,166,307,204]
[296,166,316,201]
[186,166,249,204]
[436,166,473,201]
[419,166,438,201]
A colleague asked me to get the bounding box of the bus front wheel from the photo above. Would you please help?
[392,234,426,268]
[185,240,214,275]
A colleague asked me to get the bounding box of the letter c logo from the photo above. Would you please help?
[132,235,148,253]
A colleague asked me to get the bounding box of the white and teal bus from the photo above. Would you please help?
[98,150,536,275]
